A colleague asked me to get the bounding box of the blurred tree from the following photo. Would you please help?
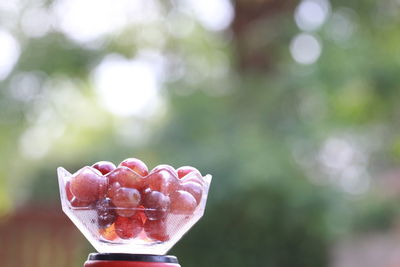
[232,0,296,71]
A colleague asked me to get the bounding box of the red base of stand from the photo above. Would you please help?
[85,261,179,267]
[84,254,181,267]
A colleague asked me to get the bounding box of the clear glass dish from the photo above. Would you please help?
[57,166,211,255]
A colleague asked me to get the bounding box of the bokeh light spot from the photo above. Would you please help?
[295,0,331,31]
[290,33,322,65]
[318,137,370,194]
[185,0,234,31]
[52,0,161,44]
[93,54,161,117]
[327,8,357,43]
[9,72,43,102]
[21,7,52,38]
[19,126,51,159]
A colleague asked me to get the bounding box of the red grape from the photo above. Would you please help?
[107,181,122,199]
[181,182,203,204]
[142,190,170,220]
[119,158,149,177]
[70,167,107,203]
[111,187,141,217]
[66,181,91,207]
[146,170,179,195]
[99,224,118,241]
[115,215,143,239]
[107,167,143,190]
[96,198,117,228]
[151,164,178,177]
[70,197,92,208]
[65,181,74,202]
[170,190,197,215]
[144,219,169,242]
[92,161,116,175]
[176,166,201,179]
[181,173,204,186]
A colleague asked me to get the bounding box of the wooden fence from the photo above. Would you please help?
[0,205,89,267]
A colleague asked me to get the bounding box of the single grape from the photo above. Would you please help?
[107,181,122,199]
[65,181,74,202]
[180,170,204,186]
[178,166,205,186]
[181,182,203,204]
[142,190,170,220]
[114,215,143,239]
[99,224,118,241]
[146,170,179,195]
[119,158,149,177]
[111,187,141,217]
[70,167,107,203]
[176,166,201,179]
[107,167,143,190]
[92,161,116,175]
[96,198,117,228]
[144,219,169,242]
[169,190,197,215]
[151,165,178,178]
[70,197,92,208]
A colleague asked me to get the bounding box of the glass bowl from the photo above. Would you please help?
[57,166,211,254]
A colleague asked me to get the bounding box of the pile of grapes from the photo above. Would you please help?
[64,158,205,243]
